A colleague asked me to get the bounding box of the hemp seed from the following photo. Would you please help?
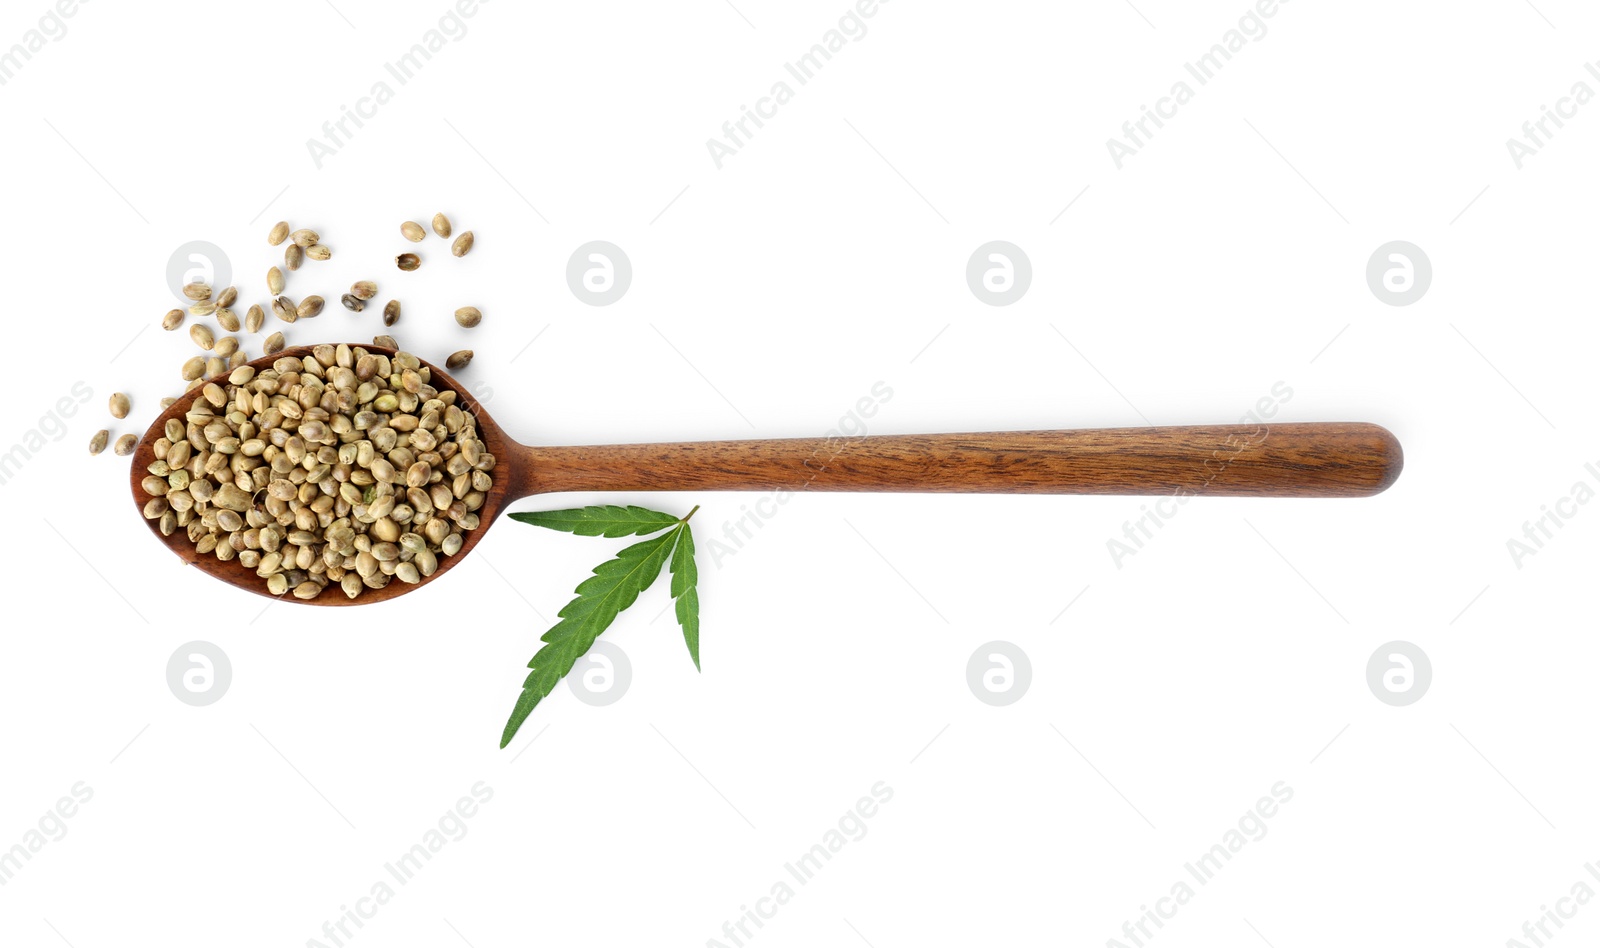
[135,345,491,601]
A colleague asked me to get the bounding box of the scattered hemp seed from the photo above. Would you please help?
[454,307,481,329]
[245,304,265,334]
[446,350,474,370]
[190,324,216,350]
[162,309,184,331]
[183,282,212,302]
[432,213,452,238]
[114,433,137,456]
[89,429,109,455]
[351,281,378,300]
[297,296,325,319]
[268,267,285,294]
[109,392,131,418]
[216,308,241,333]
[451,231,474,257]
[285,244,304,271]
[341,294,364,313]
[290,228,319,248]
[263,332,286,355]
[382,300,400,326]
[216,286,238,308]
[401,220,426,242]
[396,253,421,272]
[268,221,290,246]
[306,244,332,261]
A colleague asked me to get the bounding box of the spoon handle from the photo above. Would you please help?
[518,422,1400,498]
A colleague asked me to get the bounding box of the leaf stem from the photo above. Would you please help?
[682,504,701,523]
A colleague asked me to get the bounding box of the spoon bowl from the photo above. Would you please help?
[133,343,1403,605]
[130,344,525,605]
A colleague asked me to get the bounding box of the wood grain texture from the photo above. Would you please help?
[515,423,1402,498]
[131,344,1401,606]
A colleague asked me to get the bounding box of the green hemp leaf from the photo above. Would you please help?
[500,505,701,748]
[508,505,682,538]
[669,521,699,671]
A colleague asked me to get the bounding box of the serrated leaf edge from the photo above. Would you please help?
[499,525,682,747]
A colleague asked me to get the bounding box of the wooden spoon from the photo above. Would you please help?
[131,344,1402,606]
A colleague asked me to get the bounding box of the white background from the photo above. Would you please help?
[0,1,1596,945]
